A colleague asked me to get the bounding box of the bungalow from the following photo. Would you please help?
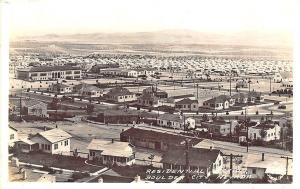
[248,91,264,103]
[232,93,248,104]
[175,98,199,111]
[9,126,18,147]
[29,128,72,155]
[157,114,195,130]
[87,139,135,166]
[142,86,168,98]
[120,127,202,151]
[161,147,223,177]
[9,98,48,118]
[74,83,103,97]
[201,119,238,137]
[105,87,137,103]
[273,71,293,83]
[96,110,140,124]
[248,121,281,142]
[243,154,292,180]
[137,93,159,107]
[48,83,72,94]
[203,95,233,110]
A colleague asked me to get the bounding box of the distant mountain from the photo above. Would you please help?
[15,29,293,48]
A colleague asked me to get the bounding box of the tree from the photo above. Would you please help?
[260,129,267,139]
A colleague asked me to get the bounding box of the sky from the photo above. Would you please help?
[7,0,298,39]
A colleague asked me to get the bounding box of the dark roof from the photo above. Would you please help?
[9,98,46,108]
[161,147,221,167]
[106,87,134,96]
[121,127,202,145]
[204,95,231,104]
[29,66,81,72]
[176,98,198,105]
[139,93,158,101]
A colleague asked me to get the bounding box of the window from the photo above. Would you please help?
[54,143,58,150]
[41,144,45,149]
[90,151,95,156]
[74,71,81,74]
[10,134,14,140]
[64,140,68,146]
[252,169,256,174]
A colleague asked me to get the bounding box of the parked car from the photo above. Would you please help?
[278,105,286,109]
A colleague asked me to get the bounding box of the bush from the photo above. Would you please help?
[71,172,90,180]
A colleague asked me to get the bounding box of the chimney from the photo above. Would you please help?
[111,139,114,143]
[22,170,27,180]
[44,126,47,131]
[262,153,265,161]
[209,146,212,151]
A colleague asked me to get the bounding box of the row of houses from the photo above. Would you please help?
[101,68,155,77]
[9,126,291,179]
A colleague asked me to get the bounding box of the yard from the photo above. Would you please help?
[15,152,103,173]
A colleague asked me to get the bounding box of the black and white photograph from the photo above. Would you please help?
[0,0,298,187]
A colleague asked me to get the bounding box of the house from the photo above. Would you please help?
[175,98,199,111]
[87,139,135,166]
[161,147,223,177]
[9,98,48,118]
[105,87,137,102]
[137,93,159,107]
[142,86,168,98]
[248,91,264,103]
[48,83,72,94]
[243,153,292,180]
[203,95,233,110]
[157,114,195,130]
[95,110,140,124]
[9,126,18,147]
[26,128,72,155]
[201,119,238,136]
[232,93,248,104]
[120,127,202,151]
[248,121,281,142]
[236,80,248,88]
[73,83,103,97]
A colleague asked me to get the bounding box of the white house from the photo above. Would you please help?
[248,121,281,142]
[243,154,292,180]
[105,87,137,103]
[9,126,18,147]
[87,139,135,166]
[157,114,195,130]
[203,95,232,110]
[29,128,72,155]
[48,83,72,94]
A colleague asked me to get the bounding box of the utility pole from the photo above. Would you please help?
[280,156,292,179]
[223,153,243,183]
[269,77,272,94]
[245,107,249,153]
[196,83,199,100]
[229,75,232,96]
[184,138,191,183]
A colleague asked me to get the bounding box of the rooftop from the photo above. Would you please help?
[87,139,133,157]
[29,65,81,72]
[176,98,198,105]
[34,128,72,143]
[161,147,221,168]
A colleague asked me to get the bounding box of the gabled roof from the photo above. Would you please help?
[161,147,221,168]
[9,125,18,131]
[34,128,72,143]
[87,139,133,157]
[244,154,292,176]
[106,87,133,96]
[176,98,198,105]
[9,98,46,108]
[204,95,231,104]
[158,113,182,122]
